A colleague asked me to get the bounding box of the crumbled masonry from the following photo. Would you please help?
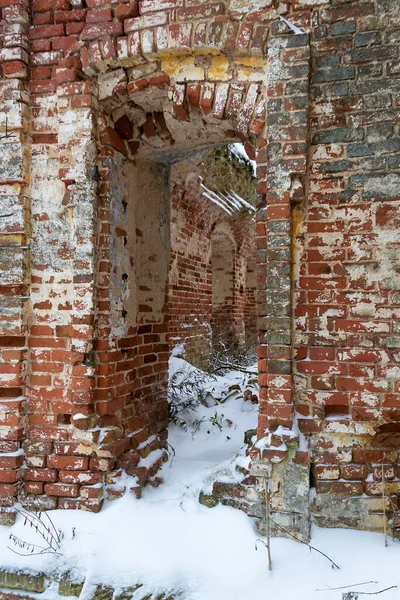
[0,0,400,541]
[169,152,257,369]
[0,570,177,600]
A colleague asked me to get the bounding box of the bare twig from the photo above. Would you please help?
[357,588,397,596]
[8,534,61,557]
[8,547,61,557]
[255,539,268,553]
[269,517,340,570]
[264,478,272,571]
[209,339,257,376]
[168,365,216,430]
[191,416,206,438]
[211,363,256,375]
[382,466,388,548]
[343,587,397,598]
[317,581,377,592]
[43,510,61,544]
[8,507,63,557]
[16,508,60,550]
[167,442,176,467]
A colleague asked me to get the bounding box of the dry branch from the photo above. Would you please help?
[316,581,377,592]
[269,518,340,570]
[8,507,63,557]
[264,478,272,571]
[343,587,397,599]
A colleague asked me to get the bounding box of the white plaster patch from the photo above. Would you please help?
[98,69,127,102]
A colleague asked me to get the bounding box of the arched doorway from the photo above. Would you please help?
[211,226,237,351]
[20,4,311,538]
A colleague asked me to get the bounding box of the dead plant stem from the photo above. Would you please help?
[264,478,272,571]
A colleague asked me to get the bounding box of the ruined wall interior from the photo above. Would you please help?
[211,224,238,347]
[244,259,257,349]
[98,156,171,500]
[169,158,213,369]
[169,151,257,369]
[0,0,399,540]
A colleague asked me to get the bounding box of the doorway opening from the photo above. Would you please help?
[165,142,259,513]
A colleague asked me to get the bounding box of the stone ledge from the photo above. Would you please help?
[0,571,179,600]
[0,571,44,594]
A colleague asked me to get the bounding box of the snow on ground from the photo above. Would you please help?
[167,356,258,488]
[0,358,400,600]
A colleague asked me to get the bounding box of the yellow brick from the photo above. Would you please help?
[234,56,267,83]
[234,56,266,69]
[161,55,204,82]
[237,67,267,82]
[0,234,24,245]
[208,55,231,82]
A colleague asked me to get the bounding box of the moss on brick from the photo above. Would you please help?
[0,571,45,593]
[198,491,219,508]
[58,575,84,597]
[202,146,258,208]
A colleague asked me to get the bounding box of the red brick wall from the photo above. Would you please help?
[244,260,257,349]
[169,158,256,367]
[295,0,400,530]
[91,156,170,498]
[211,228,236,347]
[253,0,400,537]
[0,0,30,511]
[0,0,399,535]
[169,161,213,368]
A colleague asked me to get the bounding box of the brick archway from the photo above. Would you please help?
[211,223,238,348]
[18,5,311,511]
[1,0,400,541]
[0,0,316,527]
[167,152,257,370]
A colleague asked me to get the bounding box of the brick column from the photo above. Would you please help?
[252,28,311,541]
[25,68,102,510]
[0,0,30,521]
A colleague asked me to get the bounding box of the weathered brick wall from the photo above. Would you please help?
[169,156,256,368]
[296,0,400,532]
[0,0,30,511]
[26,85,99,511]
[244,259,257,349]
[211,221,255,350]
[0,0,399,537]
[92,154,170,495]
[169,160,214,368]
[252,0,400,540]
[211,225,238,347]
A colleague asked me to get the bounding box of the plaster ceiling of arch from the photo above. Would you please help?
[97,49,265,163]
[109,97,242,163]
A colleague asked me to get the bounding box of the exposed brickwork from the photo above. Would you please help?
[169,156,256,368]
[169,162,214,367]
[244,259,257,349]
[0,0,399,539]
[251,0,400,539]
[298,0,400,533]
[0,0,30,510]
